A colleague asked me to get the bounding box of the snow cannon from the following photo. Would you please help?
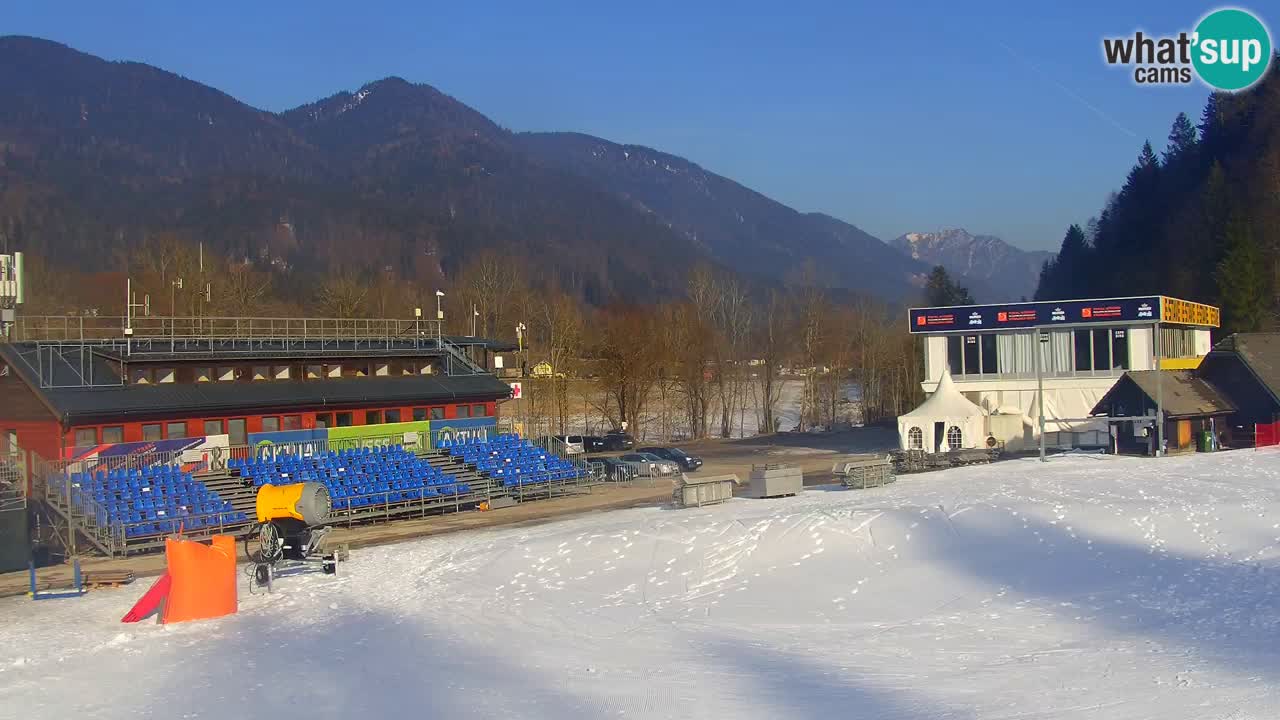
[247,483,346,592]
[256,481,332,528]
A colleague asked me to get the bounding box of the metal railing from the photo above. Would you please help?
[10,313,494,387]
[15,315,445,345]
[0,452,25,513]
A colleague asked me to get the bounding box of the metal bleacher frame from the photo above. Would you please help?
[42,433,596,558]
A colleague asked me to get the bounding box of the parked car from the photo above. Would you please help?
[551,435,585,455]
[603,431,635,451]
[619,452,679,477]
[591,456,637,482]
[582,436,607,453]
[638,446,703,472]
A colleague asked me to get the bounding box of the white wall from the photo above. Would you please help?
[925,336,947,382]
[1194,328,1213,356]
[1129,327,1154,370]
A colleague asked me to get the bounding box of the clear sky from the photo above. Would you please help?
[6,0,1240,250]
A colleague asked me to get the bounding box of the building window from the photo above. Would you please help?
[963,336,980,375]
[282,415,302,431]
[261,417,280,433]
[908,427,923,450]
[166,422,187,439]
[365,410,383,425]
[946,426,962,451]
[142,424,162,442]
[74,428,98,448]
[315,413,332,429]
[412,408,427,422]
[947,335,962,375]
[456,405,471,418]
[1112,329,1130,370]
[336,412,353,427]
[102,426,124,444]
[204,420,224,437]
[1073,329,1092,371]
[1092,328,1110,371]
[430,407,445,420]
[1160,326,1195,358]
[228,419,247,445]
[384,409,402,424]
[471,404,486,417]
[979,334,998,375]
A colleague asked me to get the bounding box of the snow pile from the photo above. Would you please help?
[6,451,1280,718]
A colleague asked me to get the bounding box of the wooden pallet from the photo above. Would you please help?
[82,570,136,588]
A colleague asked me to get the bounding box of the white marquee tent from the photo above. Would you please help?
[898,370,987,452]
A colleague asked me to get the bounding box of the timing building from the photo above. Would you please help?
[902,295,1220,453]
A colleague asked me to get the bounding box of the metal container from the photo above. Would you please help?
[673,473,738,508]
[749,464,803,498]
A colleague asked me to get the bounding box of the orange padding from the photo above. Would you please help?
[162,535,237,624]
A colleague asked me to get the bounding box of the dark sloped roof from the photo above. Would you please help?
[1208,333,1280,404]
[1093,370,1235,418]
[0,343,513,424]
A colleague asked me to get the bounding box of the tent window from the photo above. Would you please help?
[908,427,923,450]
[946,426,963,451]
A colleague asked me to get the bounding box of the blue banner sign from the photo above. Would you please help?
[430,417,496,448]
[249,429,327,460]
[909,296,1163,334]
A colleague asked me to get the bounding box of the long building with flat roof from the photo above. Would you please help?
[0,317,518,464]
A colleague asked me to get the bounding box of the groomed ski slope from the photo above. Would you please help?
[6,450,1280,719]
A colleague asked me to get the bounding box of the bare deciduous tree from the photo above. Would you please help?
[594,305,660,431]
[316,268,369,318]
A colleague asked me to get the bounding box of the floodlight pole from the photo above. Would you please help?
[1036,328,1046,462]
[1155,320,1164,457]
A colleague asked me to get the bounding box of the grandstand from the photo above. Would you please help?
[1,315,595,558]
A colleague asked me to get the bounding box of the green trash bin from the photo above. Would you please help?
[1196,431,1213,452]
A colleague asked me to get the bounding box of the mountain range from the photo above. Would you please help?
[892,229,1052,302]
[0,36,1040,307]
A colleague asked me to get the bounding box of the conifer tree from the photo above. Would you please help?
[1215,214,1268,333]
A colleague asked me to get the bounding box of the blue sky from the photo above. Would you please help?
[6,1,1244,250]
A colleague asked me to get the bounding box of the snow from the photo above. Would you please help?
[6,450,1280,718]
[335,88,373,116]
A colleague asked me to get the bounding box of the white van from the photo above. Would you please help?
[553,435,585,455]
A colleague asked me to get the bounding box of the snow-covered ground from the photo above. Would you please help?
[7,450,1280,718]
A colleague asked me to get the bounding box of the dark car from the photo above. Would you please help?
[638,446,703,471]
[590,456,637,482]
[602,431,635,451]
[583,436,607,453]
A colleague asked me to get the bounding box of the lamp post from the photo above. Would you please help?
[516,322,528,433]
[434,290,445,342]
[472,304,479,337]
[171,277,183,316]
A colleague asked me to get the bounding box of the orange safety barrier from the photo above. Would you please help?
[122,535,237,624]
